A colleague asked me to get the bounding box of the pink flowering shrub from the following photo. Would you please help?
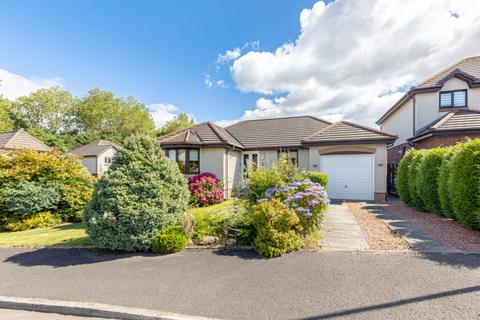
[188,173,224,206]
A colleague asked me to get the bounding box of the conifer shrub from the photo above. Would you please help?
[396,149,416,205]
[84,135,190,251]
[449,139,480,228]
[417,148,446,213]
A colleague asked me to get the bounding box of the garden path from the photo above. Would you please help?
[319,203,369,251]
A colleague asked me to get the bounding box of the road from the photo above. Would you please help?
[0,248,479,320]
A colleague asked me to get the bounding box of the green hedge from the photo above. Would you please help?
[305,171,328,187]
[417,148,446,213]
[449,140,480,228]
[407,152,425,210]
[396,139,480,229]
[396,149,416,205]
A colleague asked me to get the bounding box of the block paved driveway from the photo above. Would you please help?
[0,248,479,320]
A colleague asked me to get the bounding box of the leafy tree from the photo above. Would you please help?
[84,135,190,252]
[0,96,14,132]
[156,113,194,136]
[10,87,77,134]
[75,89,155,143]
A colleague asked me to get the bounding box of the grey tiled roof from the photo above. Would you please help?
[416,56,480,89]
[70,140,119,157]
[302,121,397,145]
[0,129,51,152]
[225,116,331,149]
[412,110,480,141]
[158,122,244,149]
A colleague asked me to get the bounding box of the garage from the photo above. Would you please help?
[320,154,374,200]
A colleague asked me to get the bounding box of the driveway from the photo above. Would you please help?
[0,248,479,320]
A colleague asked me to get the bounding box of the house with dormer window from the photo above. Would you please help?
[377,56,480,165]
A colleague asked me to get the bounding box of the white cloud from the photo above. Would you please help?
[0,69,63,100]
[216,48,242,65]
[230,0,480,126]
[148,103,180,128]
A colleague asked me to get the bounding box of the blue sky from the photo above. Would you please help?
[0,0,478,127]
[0,0,319,124]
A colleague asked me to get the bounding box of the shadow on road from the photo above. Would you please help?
[212,247,268,260]
[4,247,155,268]
[300,285,480,320]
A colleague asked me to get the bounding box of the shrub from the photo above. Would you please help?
[264,180,329,234]
[252,199,304,257]
[396,149,416,205]
[449,139,480,228]
[227,201,256,245]
[438,148,456,218]
[188,173,224,206]
[0,149,94,222]
[407,151,425,210]
[5,212,61,232]
[274,153,304,182]
[187,202,232,244]
[305,172,328,187]
[0,181,61,217]
[152,226,189,254]
[248,168,282,201]
[84,135,190,252]
[417,148,446,213]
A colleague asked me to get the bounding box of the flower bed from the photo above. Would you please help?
[188,173,224,206]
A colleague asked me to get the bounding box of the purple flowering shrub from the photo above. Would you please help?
[188,173,224,206]
[262,180,329,234]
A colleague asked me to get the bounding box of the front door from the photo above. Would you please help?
[243,152,259,177]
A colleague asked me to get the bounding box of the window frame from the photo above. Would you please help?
[277,149,299,167]
[165,148,200,175]
[439,89,467,109]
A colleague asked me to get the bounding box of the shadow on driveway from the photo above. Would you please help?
[4,247,155,268]
[300,285,480,320]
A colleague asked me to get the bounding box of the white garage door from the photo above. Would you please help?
[320,154,374,200]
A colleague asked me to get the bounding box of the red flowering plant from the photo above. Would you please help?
[188,173,224,206]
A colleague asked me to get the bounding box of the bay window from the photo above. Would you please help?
[166,148,200,174]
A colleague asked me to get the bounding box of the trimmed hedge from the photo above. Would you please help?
[438,148,456,218]
[407,152,425,210]
[449,140,480,228]
[417,148,446,213]
[396,149,416,206]
[305,171,328,188]
[396,139,480,229]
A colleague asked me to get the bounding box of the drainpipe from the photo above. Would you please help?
[225,149,229,198]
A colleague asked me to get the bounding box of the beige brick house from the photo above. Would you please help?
[159,116,396,201]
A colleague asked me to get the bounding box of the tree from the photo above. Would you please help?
[0,96,13,132]
[156,113,194,136]
[10,87,77,134]
[75,89,155,143]
[84,135,190,251]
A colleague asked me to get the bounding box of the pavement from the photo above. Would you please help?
[0,248,479,320]
[319,203,369,251]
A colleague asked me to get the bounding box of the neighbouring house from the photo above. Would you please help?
[70,140,119,176]
[0,129,51,153]
[158,116,397,201]
[377,56,480,166]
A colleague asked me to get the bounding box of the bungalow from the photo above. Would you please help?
[0,129,51,153]
[158,116,397,201]
[70,140,119,176]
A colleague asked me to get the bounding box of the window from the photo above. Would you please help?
[165,148,200,174]
[104,157,112,165]
[278,149,298,166]
[439,90,467,109]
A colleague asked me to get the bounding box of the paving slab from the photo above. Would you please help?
[319,203,369,251]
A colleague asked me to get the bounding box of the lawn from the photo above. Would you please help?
[0,199,236,247]
[0,223,92,247]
